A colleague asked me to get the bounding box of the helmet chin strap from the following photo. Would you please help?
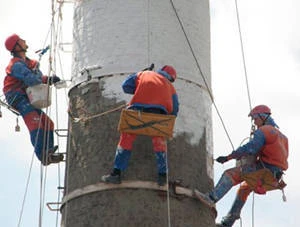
[258,113,270,125]
[250,113,271,135]
[12,42,27,55]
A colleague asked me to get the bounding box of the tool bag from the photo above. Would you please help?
[118,109,175,138]
[241,168,286,194]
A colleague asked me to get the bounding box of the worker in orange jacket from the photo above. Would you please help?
[102,65,179,186]
[3,34,63,165]
[195,105,288,227]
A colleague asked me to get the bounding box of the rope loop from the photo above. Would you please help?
[69,104,127,123]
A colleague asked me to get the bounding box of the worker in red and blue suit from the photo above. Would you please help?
[194,105,289,227]
[3,34,63,165]
[102,65,179,186]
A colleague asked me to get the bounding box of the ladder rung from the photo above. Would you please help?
[55,129,69,137]
[46,202,61,211]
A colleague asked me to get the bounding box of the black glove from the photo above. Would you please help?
[216,156,228,164]
[142,63,154,71]
[49,75,61,85]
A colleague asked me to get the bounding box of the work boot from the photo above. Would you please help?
[157,173,167,186]
[217,214,240,227]
[48,145,59,154]
[218,196,244,227]
[216,224,227,227]
[48,153,64,164]
[42,153,64,165]
[41,145,59,165]
[102,174,121,184]
[194,189,215,208]
[102,168,122,184]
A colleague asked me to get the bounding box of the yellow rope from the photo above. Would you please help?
[70,104,127,122]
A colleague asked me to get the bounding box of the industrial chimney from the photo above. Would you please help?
[61,1,215,226]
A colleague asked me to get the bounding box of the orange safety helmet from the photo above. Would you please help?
[248,105,271,117]
[161,65,177,82]
[5,34,21,52]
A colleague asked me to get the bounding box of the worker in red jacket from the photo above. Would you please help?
[195,105,288,227]
[102,65,179,186]
[3,34,63,165]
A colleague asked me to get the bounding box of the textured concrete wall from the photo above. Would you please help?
[62,0,214,226]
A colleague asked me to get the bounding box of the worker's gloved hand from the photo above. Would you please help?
[48,75,61,85]
[142,63,154,71]
[216,156,228,164]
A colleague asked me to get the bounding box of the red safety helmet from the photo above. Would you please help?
[161,65,177,82]
[5,34,21,52]
[248,105,271,117]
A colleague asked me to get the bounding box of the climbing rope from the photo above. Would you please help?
[16,0,70,226]
[234,0,252,112]
[169,1,258,227]
[61,119,72,226]
[53,84,64,227]
[232,0,256,227]
[47,1,69,226]
[38,23,54,227]
[147,0,151,66]
[169,0,235,150]
[47,1,74,226]
[70,104,127,123]
[17,153,35,227]
[17,105,49,227]
[251,192,255,227]
[165,144,171,227]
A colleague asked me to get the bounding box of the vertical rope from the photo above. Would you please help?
[17,153,35,227]
[169,0,235,150]
[55,163,62,227]
[147,0,151,66]
[17,86,48,227]
[62,119,72,226]
[233,1,256,226]
[17,0,69,225]
[165,142,171,227]
[39,96,53,227]
[17,105,45,227]
[239,216,243,227]
[50,1,67,226]
[35,1,56,223]
[54,76,63,227]
[234,0,252,112]
[38,0,66,224]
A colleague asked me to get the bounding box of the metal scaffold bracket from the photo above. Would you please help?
[61,180,204,208]
[46,202,62,211]
[55,129,69,137]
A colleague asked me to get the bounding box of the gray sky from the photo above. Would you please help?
[0,0,299,227]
